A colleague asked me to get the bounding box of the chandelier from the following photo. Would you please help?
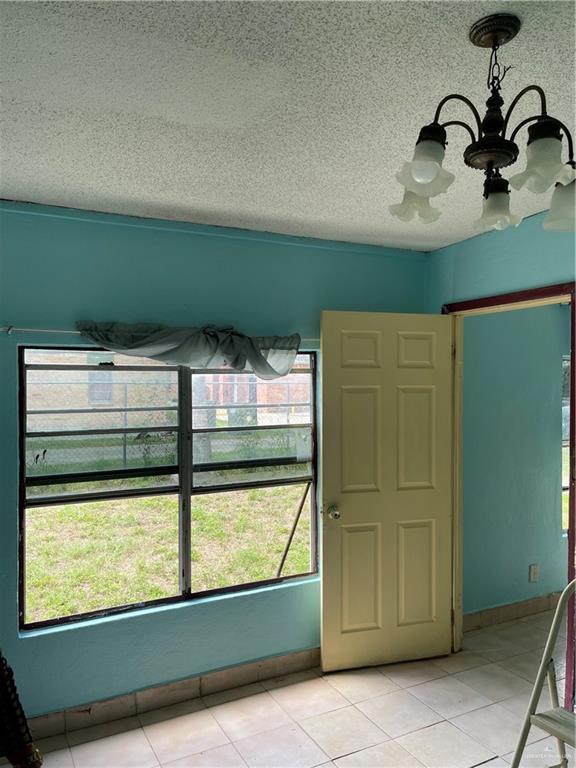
[390,14,575,232]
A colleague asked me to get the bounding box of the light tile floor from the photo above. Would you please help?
[34,611,573,768]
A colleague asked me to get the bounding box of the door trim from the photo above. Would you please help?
[450,315,464,652]
[442,282,574,317]
[443,281,576,709]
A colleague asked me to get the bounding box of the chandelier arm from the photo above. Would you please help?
[508,115,541,144]
[509,115,574,161]
[502,85,547,134]
[433,95,482,137]
[553,120,574,162]
[442,120,477,144]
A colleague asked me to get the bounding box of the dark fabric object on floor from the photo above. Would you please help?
[0,649,43,767]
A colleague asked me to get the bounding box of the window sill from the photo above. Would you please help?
[19,572,321,638]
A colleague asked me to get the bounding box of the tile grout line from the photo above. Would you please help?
[139,720,164,768]
[265,675,349,722]
[446,704,551,758]
[228,715,332,766]
[68,740,78,768]
[264,685,388,763]
[406,672,536,706]
[227,741,250,768]
[210,688,296,745]
[313,734,391,765]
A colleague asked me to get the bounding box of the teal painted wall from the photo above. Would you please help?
[427,212,574,614]
[0,201,428,716]
[428,212,575,311]
[462,305,570,614]
[0,202,427,338]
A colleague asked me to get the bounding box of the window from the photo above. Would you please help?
[87,352,114,405]
[562,355,570,531]
[20,348,317,627]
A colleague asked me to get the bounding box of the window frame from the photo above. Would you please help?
[562,354,571,532]
[18,345,318,630]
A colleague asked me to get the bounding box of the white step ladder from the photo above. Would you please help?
[510,579,575,768]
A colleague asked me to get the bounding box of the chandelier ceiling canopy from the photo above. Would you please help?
[390,13,575,233]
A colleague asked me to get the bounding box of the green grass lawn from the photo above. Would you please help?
[25,484,312,624]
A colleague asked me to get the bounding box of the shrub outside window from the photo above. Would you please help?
[20,347,317,628]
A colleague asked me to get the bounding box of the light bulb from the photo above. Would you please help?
[543,180,575,231]
[474,192,522,232]
[396,139,455,198]
[510,138,576,194]
[389,190,441,223]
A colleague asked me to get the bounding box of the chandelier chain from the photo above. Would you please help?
[487,44,512,92]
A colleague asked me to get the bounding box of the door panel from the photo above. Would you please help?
[321,311,453,671]
[341,330,382,368]
[398,519,436,626]
[397,385,435,489]
[341,386,381,492]
[341,524,382,632]
[397,332,436,368]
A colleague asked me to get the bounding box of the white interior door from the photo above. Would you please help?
[321,311,454,671]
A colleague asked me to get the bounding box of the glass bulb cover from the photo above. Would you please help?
[543,180,576,231]
[474,192,523,232]
[389,190,441,223]
[509,138,576,194]
[396,141,455,198]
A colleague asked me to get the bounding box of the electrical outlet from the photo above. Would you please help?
[528,564,540,583]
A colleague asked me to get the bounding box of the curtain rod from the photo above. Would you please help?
[0,326,320,344]
[1,326,82,335]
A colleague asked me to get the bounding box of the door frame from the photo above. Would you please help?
[442,281,576,709]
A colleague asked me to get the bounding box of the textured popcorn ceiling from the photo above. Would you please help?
[1,1,574,251]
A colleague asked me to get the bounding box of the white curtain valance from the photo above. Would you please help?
[77,322,301,380]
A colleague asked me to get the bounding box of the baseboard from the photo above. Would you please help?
[28,647,321,740]
[462,591,562,632]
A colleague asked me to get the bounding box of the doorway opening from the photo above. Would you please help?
[444,282,575,710]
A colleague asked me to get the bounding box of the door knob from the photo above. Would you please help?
[326,504,341,520]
